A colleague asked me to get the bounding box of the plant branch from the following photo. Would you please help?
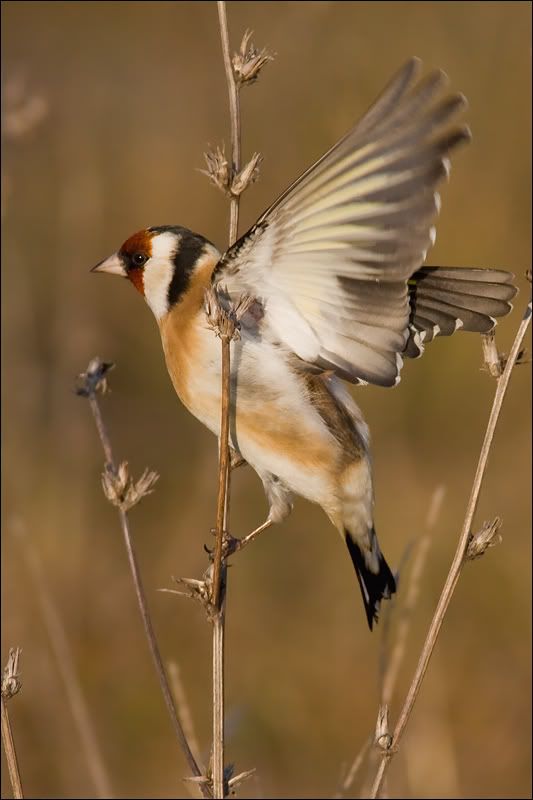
[12,520,113,799]
[369,298,532,798]
[1,649,24,799]
[380,486,446,708]
[167,660,202,769]
[217,0,241,247]
[207,7,271,796]
[211,333,233,610]
[77,359,210,798]
[208,4,242,796]
[1,698,23,799]
[333,736,371,799]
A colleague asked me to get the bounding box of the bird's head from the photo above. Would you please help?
[92,225,220,319]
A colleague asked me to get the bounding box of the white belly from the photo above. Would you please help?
[167,322,341,507]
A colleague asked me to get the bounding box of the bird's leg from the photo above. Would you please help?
[222,518,274,557]
[236,518,274,550]
[208,470,291,558]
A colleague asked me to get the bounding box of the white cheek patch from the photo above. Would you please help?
[143,232,180,319]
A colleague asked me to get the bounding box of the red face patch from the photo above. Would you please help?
[121,229,152,257]
[119,229,153,296]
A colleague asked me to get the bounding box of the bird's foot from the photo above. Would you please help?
[205,519,273,559]
[205,529,241,559]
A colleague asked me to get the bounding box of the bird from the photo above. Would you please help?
[92,58,517,630]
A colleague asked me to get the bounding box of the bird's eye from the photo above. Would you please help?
[132,252,147,266]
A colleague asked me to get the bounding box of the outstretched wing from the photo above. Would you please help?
[214,58,471,386]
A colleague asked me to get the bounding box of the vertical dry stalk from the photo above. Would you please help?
[1,697,23,799]
[2,649,24,799]
[211,609,226,799]
[211,332,232,609]
[370,299,532,799]
[380,486,446,708]
[338,489,445,799]
[217,1,241,247]
[209,4,243,797]
[168,661,202,768]
[12,520,113,799]
[333,737,371,799]
[78,362,210,798]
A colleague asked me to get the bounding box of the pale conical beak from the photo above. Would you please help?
[91,253,127,277]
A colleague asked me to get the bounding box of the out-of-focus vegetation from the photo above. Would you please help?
[2,2,531,798]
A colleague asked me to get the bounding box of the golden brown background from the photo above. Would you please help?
[2,2,531,798]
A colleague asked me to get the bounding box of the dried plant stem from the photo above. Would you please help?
[211,335,232,609]
[380,486,445,708]
[217,0,241,246]
[1,696,23,799]
[333,736,371,799]
[12,520,113,799]
[208,318,234,800]
[168,660,202,767]
[212,609,226,798]
[337,489,444,799]
[85,391,209,797]
[370,300,532,798]
[210,4,243,797]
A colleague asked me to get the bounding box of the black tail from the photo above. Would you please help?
[405,266,517,358]
[345,531,396,631]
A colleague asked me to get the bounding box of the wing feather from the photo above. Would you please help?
[214,59,473,386]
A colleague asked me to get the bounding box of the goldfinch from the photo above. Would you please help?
[92,59,517,629]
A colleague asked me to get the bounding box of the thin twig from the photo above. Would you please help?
[11,520,113,799]
[206,304,234,799]
[209,4,243,796]
[1,649,24,799]
[1,698,23,799]
[333,736,372,799]
[168,660,202,768]
[212,608,226,799]
[380,486,446,708]
[208,7,271,796]
[339,489,444,799]
[369,299,532,798]
[217,0,241,247]
[78,361,210,798]
[211,334,232,610]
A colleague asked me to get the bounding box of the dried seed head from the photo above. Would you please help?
[170,575,212,612]
[101,462,158,511]
[231,152,263,196]
[466,517,502,561]
[481,332,505,379]
[204,287,256,342]
[201,145,231,195]
[232,292,255,323]
[2,648,22,700]
[127,468,159,509]
[75,357,115,397]
[375,704,392,750]
[204,286,236,340]
[233,29,274,86]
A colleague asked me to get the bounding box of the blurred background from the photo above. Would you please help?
[2,2,531,798]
